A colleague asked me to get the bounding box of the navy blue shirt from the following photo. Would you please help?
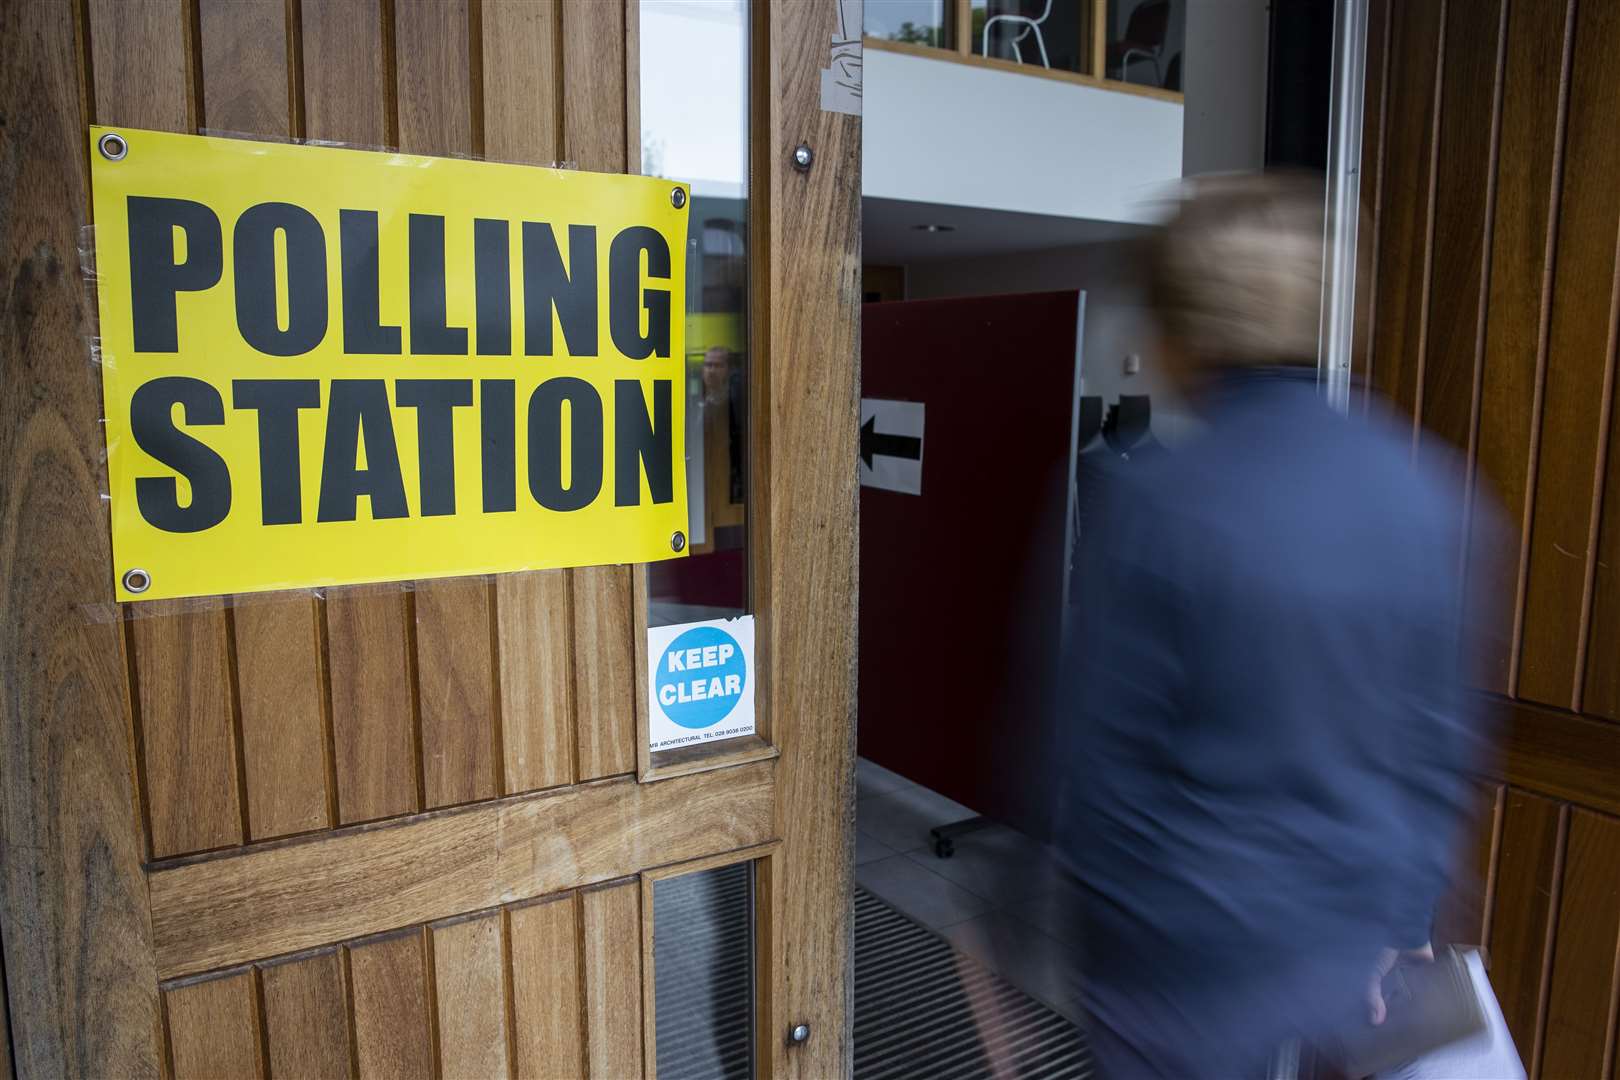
[1055,367,1493,1075]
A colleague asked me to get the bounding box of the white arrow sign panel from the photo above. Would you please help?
[860,398,924,495]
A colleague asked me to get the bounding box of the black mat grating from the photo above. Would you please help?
[854,888,1094,1080]
[654,862,754,1080]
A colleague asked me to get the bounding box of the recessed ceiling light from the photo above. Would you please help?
[912,223,956,233]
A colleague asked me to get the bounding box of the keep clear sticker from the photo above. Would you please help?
[647,615,756,753]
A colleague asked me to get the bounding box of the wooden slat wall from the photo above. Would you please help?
[163,969,261,1079]
[74,0,648,863]
[259,950,351,1078]
[508,895,585,1078]
[581,880,645,1079]
[155,883,637,1078]
[1365,1,1620,1073]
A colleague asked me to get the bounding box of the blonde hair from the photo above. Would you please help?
[1147,173,1326,365]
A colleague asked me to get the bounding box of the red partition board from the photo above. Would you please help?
[858,291,1081,841]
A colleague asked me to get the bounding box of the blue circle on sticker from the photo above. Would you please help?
[656,625,746,729]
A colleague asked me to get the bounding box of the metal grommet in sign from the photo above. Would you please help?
[122,567,152,595]
[792,143,814,172]
[789,1023,811,1045]
[98,132,129,162]
[671,531,687,553]
[670,187,687,210]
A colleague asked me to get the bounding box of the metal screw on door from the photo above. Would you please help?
[792,144,814,171]
[789,1023,811,1046]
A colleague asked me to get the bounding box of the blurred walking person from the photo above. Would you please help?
[1054,175,1495,1078]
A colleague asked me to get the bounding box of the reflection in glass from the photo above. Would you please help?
[865,0,953,48]
[640,1,749,628]
[653,861,755,1080]
[971,0,1090,74]
[1106,0,1184,90]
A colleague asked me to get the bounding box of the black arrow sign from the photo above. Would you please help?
[860,415,922,469]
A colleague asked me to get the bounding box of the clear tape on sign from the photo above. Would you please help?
[75,573,448,624]
[78,224,105,373]
[195,124,582,173]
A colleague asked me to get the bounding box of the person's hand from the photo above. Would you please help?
[1367,942,1435,1025]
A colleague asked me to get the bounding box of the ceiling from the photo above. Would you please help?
[862,196,1150,265]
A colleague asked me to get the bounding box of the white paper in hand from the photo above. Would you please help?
[1375,949,1525,1080]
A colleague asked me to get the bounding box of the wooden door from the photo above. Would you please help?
[0,1,860,1077]
[1357,1,1620,1074]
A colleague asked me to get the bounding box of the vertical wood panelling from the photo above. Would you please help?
[259,950,352,1080]
[509,896,585,1079]
[88,0,190,131]
[1468,0,1575,695]
[559,0,627,174]
[481,0,560,166]
[163,972,262,1079]
[1583,409,1620,717]
[1352,0,1389,408]
[0,0,164,1070]
[93,0,246,859]
[624,0,640,171]
[573,566,637,780]
[326,589,419,823]
[496,573,574,793]
[395,0,473,155]
[414,581,499,806]
[1419,0,1503,457]
[198,0,335,842]
[301,0,421,825]
[1516,0,1620,710]
[349,930,435,1079]
[1368,0,1444,422]
[134,608,244,854]
[1580,0,1620,723]
[197,0,288,134]
[1486,791,1564,1073]
[480,2,576,795]
[431,914,509,1079]
[1540,810,1620,1078]
[302,0,390,148]
[581,881,642,1079]
[560,0,638,783]
[234,598,332,838]
[394,0,501,810]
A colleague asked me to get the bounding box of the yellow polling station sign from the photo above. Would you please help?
[89,127,690,602]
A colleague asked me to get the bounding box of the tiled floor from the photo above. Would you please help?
[853,757,1090,1026]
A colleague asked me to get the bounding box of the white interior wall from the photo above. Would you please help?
[864,0,1273,445]
[903,242,1199,446]
[1181,0,1270,175]
[862,48,1184,224]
